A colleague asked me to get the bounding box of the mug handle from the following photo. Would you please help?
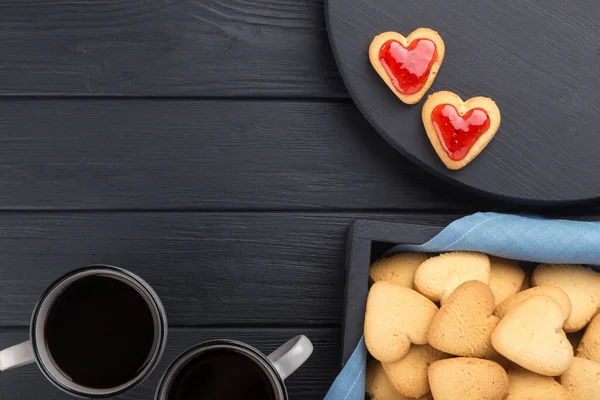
[0,341,35,371]
[267,335,313,380]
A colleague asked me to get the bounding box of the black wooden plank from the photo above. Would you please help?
[0,212,456,326]
[0,0,345,97]
[0,327,338,399]
[0,99,494,210]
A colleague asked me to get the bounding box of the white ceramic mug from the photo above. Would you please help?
[155,335,313,399]
[0,266,168,398]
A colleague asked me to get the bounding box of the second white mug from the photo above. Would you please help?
[155,335,313,400]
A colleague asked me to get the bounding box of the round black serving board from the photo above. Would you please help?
[326,0,600,204]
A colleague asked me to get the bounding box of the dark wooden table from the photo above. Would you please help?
[0,1,597,399]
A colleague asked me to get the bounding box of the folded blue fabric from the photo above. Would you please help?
[324,212,600,400]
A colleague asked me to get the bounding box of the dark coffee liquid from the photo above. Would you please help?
[45,275,155,389]
[167,348,276,400]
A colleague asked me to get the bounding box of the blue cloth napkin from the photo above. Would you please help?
[324,212,600,400]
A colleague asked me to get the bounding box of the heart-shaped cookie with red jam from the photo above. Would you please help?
[369,28,445,105]
[422,91,501,170]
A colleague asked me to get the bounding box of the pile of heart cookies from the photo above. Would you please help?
[369,29,500,170]
[364,252,600,400]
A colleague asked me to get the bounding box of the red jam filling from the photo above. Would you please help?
[431,104,491,161]
[379,39,437,95]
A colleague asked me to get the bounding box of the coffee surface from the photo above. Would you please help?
[166,348,276,400]
[45,275,155,389]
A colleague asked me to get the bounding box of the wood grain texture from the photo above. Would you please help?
[327,0,600,203]
[0,211,455,326]
[0,99,495,210]
[0,327,337,399]
[0,0,345,97]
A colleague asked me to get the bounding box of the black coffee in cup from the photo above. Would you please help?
[44,275,156,389]
[166,348,276,400]
[156,336,312,400]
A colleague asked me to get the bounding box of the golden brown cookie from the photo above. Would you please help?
[492,295,573,376]
[365,281,438,362]
[382,344,447,398]
[428,358,508,400]
[559,357,600,400]
[369,253,430,288]
[414,251,490,303]
[489,257,525,306]
[366,360,432,400]
[422,91,501,170]
[576,313,600,363]
[532,264,600,332]
[506,364,569,400]
[428,281,499,358]
[494,285,572,321]
[369,28,445,105]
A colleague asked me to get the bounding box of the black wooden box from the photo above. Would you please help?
[341,220,445,365]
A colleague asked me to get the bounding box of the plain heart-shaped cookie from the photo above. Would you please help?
[506,365,569,400]
[369,28,445,105]
[428,280,499,358]
[532,264,600,332]
[367,361,433,400]
[492,295,574,376]
[382,344,448,398]
[365,281,439,362]
[369,253,430,288]
[414,251,490,303]
[494,285,572,322]
[428,358,508,400]
[422,91,501,170]
[576,313,600,363]
[559,357,600,400]
[488,257,525,306]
